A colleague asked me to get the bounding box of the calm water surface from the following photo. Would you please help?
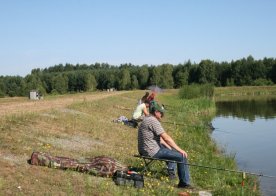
[212,98,276,196]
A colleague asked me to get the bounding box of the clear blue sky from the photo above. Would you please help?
[1,0,276,76]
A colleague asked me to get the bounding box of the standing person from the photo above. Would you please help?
[132,100,150,121]
[137,102,192,188]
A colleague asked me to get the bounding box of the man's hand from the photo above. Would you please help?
[161,132,188,158]
[179,149,188,158]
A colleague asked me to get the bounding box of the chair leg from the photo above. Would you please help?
[141,158,155,174]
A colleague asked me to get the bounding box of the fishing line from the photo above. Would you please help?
[186,162,276,179]
[162,121,214,130]
[136,155,276,179]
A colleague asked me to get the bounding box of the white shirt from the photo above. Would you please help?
[132,103,146,120]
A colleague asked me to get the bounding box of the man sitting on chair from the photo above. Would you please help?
[137,102,192,189]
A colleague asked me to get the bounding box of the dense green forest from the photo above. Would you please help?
[1,55,276,97]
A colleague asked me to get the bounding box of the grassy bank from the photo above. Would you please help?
[0,90,259,195]
[215,86,276,97]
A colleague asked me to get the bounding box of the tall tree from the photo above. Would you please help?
[83,73,97,91]
[150,66,162,86]
[118,69,131,90]
[175,70,188,87]
[216,62,231,86]
[131,75,139,89]
[4,76,26,97]
[198,60,216,84]
[263,57,274,81]
[137,65,149,89]
[51,74,68,94]
[173,62,191,88]
[0,77,5,97]
[25,74,46,95]
[271,63,276,83]
[97,70,116,90]
[67,72,78,92]
[159,64,174,88]
[64,63,75,72]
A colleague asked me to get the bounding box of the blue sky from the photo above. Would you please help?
[1,0,276,76]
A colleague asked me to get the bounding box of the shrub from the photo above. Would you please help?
[0,89,5,98]
[252,78,273,86]
[200,83,214,97]
[51,89,59,95]
[179,84,214,99]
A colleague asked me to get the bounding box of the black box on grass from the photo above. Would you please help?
[113,170,144,188]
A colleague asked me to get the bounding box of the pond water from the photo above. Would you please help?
[212,97,276,196]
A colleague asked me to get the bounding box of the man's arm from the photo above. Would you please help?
[160,132,188,158]
[160,137,172,150]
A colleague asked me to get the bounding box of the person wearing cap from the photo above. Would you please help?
[137,102,192,189]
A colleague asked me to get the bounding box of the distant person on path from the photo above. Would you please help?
[137,102,192,188]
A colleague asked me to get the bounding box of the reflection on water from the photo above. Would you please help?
[212,97,276,196]
[216,98,276,121]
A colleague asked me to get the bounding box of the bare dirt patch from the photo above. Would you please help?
[0,152,28,166]
[38,135,103,152]
[0,91,126,118]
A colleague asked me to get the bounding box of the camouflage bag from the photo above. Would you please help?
[77,156,129,177]
[30,152,128,177]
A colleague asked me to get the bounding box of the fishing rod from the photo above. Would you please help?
[162,121,215,130]
[162,121,231,134]
[165,110,186,114]
[163,104,184,110]
[136,155,276,179]
[162,106,186,114]
[186,162,276,178]
[162,121,188,127]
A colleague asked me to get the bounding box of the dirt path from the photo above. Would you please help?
[0,91,127,117]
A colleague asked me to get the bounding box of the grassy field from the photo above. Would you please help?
[0,90,260,195]
[215,85,276,97]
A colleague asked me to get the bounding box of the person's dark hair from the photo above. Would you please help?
[144,100,150,105]
[141,92,150,103]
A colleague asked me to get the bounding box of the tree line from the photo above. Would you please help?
[1,55,276,97]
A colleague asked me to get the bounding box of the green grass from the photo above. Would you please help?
[162,92,259,195]
[179,84,214,99]
[0,90,260,195]
[215,85,276,97]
